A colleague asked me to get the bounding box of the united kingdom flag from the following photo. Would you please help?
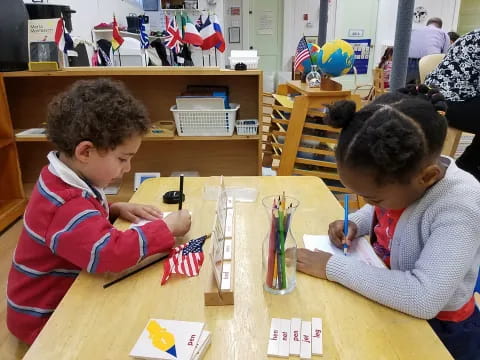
[165,15,182,54]
[161,235,208,285]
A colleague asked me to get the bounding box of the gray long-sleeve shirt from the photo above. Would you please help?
[408,24,450,59]
[326,158,480,319]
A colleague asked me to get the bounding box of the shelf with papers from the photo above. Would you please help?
[2,68,263,202]
[14,130,261,142]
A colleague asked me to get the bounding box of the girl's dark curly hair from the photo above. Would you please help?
[46,78,150,156]
[325,85,448,185]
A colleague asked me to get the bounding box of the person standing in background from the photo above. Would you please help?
[378,47,393,89]
[425,29,480,181]
[407,17,450,84]
[448,31,460,44]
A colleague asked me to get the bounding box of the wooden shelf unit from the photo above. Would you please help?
[0,74,25,231]
[2,68,263,202]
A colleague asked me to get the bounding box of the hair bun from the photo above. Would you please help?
[396,83,448,114]
[325,100,356,128]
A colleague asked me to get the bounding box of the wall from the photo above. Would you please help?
[458,0,480,35]
[282,0,336,73]
[23,0,143,42]
[373,0,460,70]
[281,0,461,90]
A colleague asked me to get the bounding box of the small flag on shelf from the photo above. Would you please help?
[294,36,311,71]
[112,15,124,51]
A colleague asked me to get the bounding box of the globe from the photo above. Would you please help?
[317,39,355,77]
[297,42,321,74]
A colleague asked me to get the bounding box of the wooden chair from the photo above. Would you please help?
[372,67,386,98]
[352,66,373,96]
[266,81,364,209]
[261,92,275,167]
[419,54,464,157]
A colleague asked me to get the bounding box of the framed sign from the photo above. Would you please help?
[134,172,161,191]
[228,27,240,44]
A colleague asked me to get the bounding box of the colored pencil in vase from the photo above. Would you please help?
[266,201,277,288]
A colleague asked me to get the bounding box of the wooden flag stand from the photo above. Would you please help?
[320,76,342,91]
[204,179,235,306]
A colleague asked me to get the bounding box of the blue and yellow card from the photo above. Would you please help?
[130,319,204,360]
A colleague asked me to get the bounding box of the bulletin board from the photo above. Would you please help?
[343,38,371,75]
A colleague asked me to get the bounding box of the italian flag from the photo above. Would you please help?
[182,16,203,46]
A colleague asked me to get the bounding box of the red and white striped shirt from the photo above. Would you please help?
[7,153,174,344]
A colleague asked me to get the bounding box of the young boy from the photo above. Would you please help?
[6,79,191,345]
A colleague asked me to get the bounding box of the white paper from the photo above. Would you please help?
[16,128,46,137]
[278,319,290,357]
[311,318,323,356]
[303,235,386,268]
[129,211,193,228]
[300,321,312,359]
[267,318,281,357]
[191,330,211,360]
[289,318,302,356]
[129,319,204,360]
[220,263,231,290]
[258,10,274,35]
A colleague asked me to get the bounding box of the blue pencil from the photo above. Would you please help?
[343,194,349,255]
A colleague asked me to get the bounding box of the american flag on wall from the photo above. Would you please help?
[161,235,208,285]
[294,36,311,71]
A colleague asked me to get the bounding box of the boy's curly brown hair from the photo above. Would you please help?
[46,78,150,156]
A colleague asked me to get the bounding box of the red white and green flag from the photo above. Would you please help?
[182,15,203,46]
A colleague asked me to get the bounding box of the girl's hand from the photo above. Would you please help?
[297,248,332,279]
[110,202,163,223]
[328,220,358,249]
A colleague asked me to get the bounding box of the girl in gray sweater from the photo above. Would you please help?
[297,86,480,360]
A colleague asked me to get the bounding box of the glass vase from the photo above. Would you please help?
[262,195,300,295]
[306,64,322,88]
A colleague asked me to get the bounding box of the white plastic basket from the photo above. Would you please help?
[229,57,259,69]
[236,119,258,135]
[171,103,240,136]
[229,50,259,70]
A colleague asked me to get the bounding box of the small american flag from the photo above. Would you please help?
[161,235,208,285]
[294,36,311,71]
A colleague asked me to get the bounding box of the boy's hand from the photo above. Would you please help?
[328,220,358,249]
[110,202,163,223]
[297,248,332,279]
[163,209,191,237]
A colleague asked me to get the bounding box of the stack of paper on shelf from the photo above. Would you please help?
[176,97,225,110]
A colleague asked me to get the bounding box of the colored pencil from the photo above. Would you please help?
[343,194,349,255]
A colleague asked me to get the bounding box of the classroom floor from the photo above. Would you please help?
[0,219,30,360]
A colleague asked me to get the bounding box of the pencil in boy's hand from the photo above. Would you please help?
[343,194,349,255]
[178,174,184,210]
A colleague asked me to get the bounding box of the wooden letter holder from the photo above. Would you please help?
[204,181,235,306]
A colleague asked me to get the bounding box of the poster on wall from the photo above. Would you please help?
[257,10,274,35]
[343,38,371,74]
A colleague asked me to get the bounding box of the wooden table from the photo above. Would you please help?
[23,176,452,359]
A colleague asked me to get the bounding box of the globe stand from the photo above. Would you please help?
[320,76,342,91]
[300,72,307,83]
